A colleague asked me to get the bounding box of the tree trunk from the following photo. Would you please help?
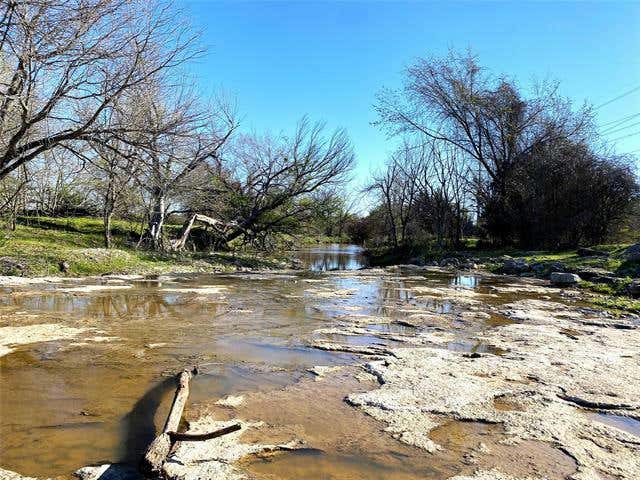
[103,183,115,249]
[148,190,166,249]
[103,210,113,249]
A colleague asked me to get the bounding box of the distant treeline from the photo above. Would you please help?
[360,51,639,250]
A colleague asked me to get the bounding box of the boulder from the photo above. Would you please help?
[628,280,640,298]
[0,257,28,276]
[550,272,581,286]
[439,257,460,268]
[590,275,619,285]
[623,243,640,262]
[501,259,530,275]
[531,261,566,277]
[575,267,611,281]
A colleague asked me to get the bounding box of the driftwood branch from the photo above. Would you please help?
[142,368,194,475]
[168,423,241,441]
[140,368,242,476]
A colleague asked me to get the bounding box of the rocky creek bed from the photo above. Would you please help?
[0,265,639,480]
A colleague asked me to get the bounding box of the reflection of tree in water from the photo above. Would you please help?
[307,251,365,272]
[81,292,225,320]
[5,289,227,321]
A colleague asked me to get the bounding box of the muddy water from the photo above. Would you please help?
[0,247,575,478]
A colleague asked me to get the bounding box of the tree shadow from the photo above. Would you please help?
[118,375,176,467]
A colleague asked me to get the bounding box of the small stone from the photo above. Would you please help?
[549,272,581,286]
[501,259,530,275]
[215,395,244,407]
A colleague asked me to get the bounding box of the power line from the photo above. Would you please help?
[601,120,640,136]
[595,84,640,110]
[599,112,640,128]
[609,129,640,142]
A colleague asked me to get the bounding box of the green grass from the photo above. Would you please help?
[587,295,640,315]
[0,216,286,276]
[474,244,635,274]
[578,278,633,296]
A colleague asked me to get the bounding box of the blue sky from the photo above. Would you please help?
[183,0,640,183]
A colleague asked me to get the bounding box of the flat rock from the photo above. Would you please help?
[0,324,89,357]
[549,272,581,286]
[347,298,640,479]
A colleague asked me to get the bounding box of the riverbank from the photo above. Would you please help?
[366,244,640,314]
[0,217,295,276]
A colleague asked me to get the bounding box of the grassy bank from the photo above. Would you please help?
[0,216,289,276]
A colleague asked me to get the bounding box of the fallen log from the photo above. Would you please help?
[141,368,242,476]
[170,213,236,251]
[141,368,194,475]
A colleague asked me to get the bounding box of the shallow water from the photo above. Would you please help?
[295,244,366,272]
[588,412,640,437]
[0,247,574,478]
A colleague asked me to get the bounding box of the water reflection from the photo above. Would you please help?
[297,244,366,271]
[451,274,481,288]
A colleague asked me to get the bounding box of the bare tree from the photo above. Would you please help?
[24,149,90,215]
[84,105,144,248]
[375,50,595,244]
[0,0,198,180]
[132,87,237,249]
[415,141,470,247]
[183,118,355,249]
[368,142,422,247]
[0,164,27,229]
[376,50,592,182]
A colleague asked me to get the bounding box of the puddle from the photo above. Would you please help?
[367,323,417,335]
[322,333,391,347]
[588,413,640,437]
[245,448,439,480]
[429,419,499,447]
